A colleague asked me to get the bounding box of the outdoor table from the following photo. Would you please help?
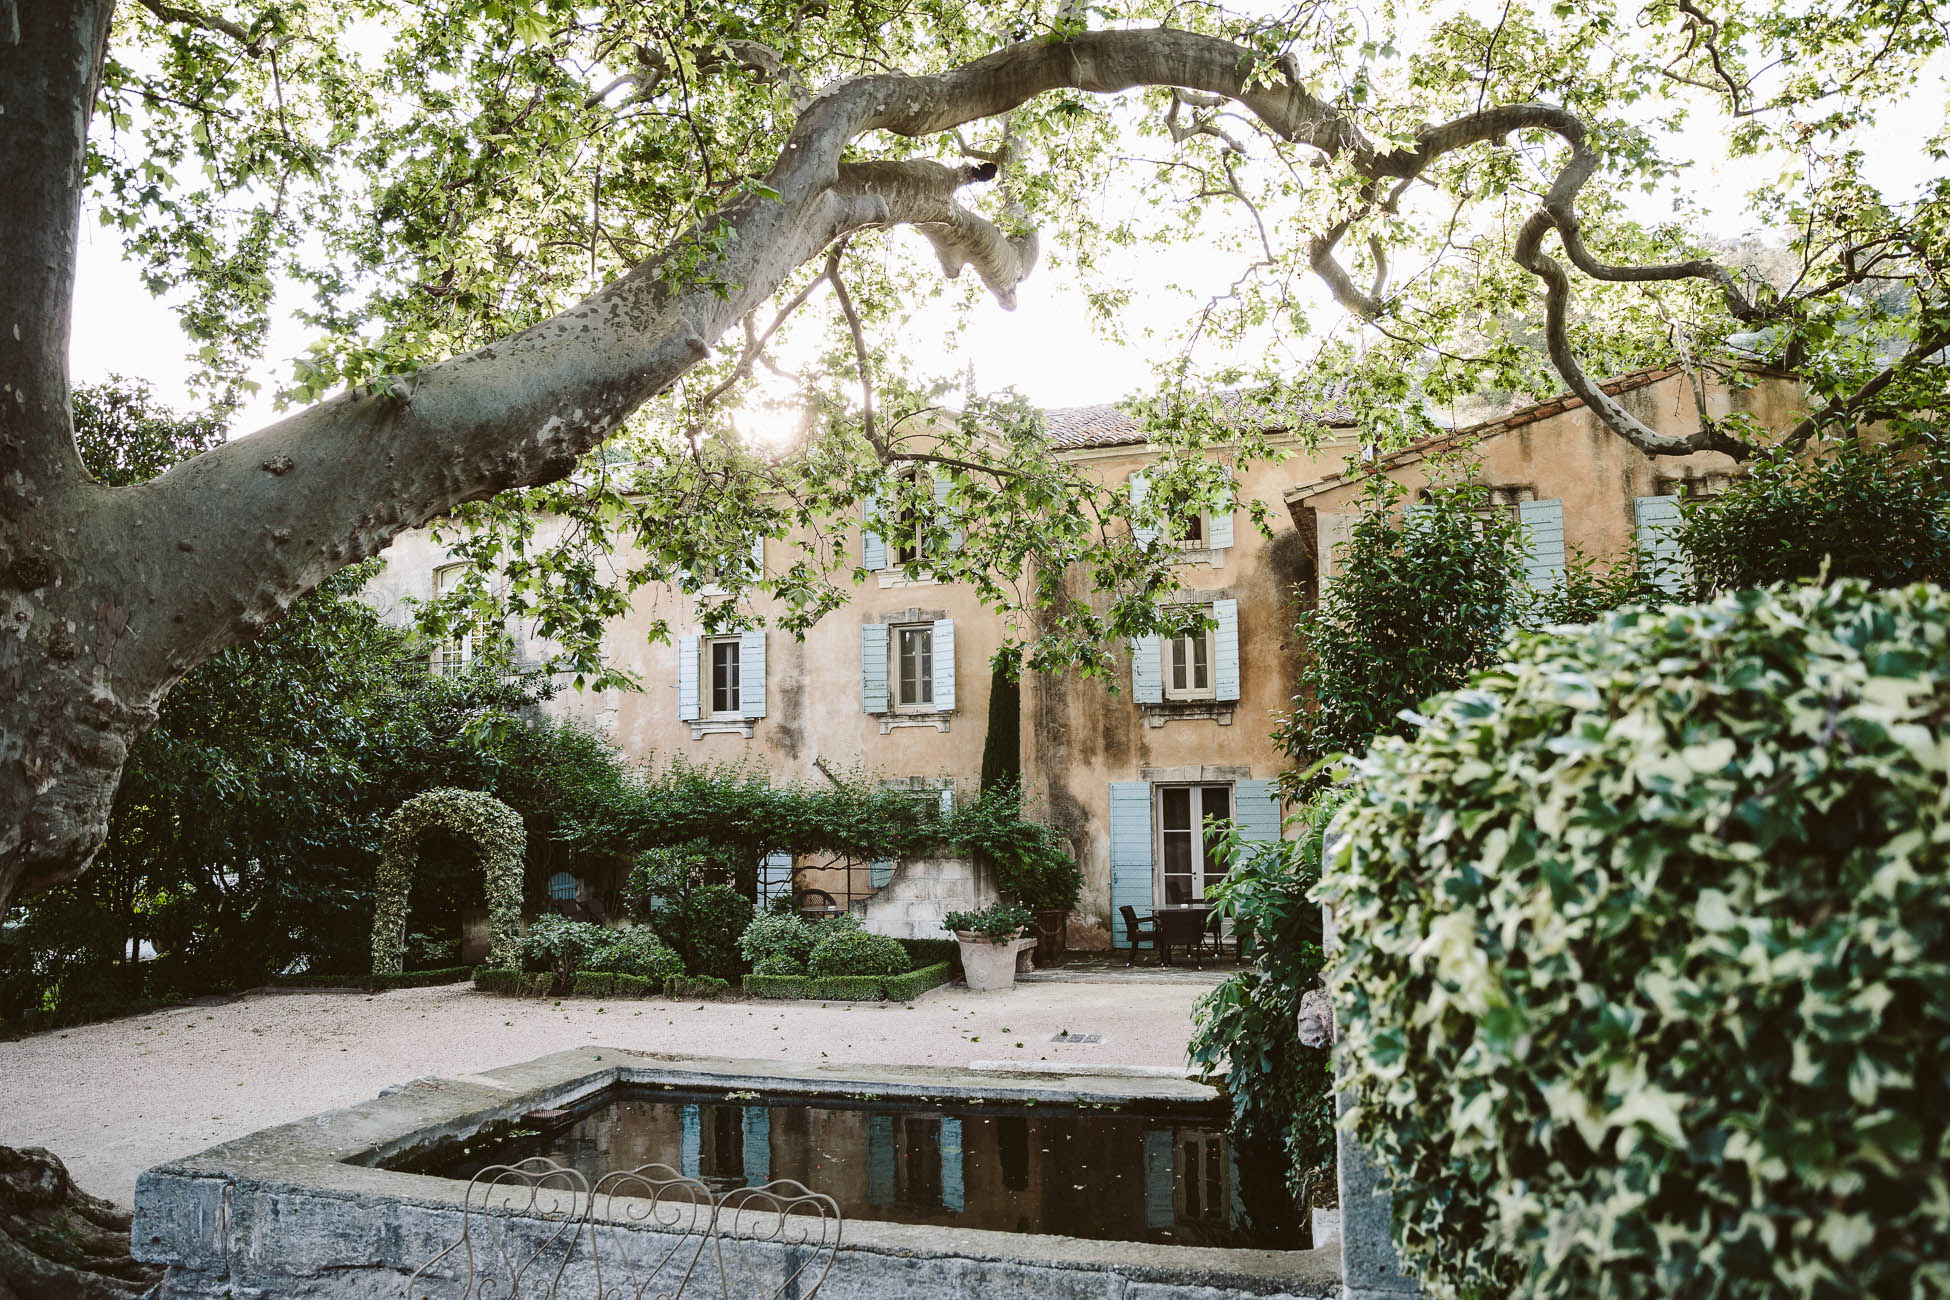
[1155,905,1212,967]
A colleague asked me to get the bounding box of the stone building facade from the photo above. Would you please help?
[366,366,1800,950]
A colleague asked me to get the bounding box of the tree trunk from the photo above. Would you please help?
[0,1146,160,1300]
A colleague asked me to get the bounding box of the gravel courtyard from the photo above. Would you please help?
[0,968,1219,1207]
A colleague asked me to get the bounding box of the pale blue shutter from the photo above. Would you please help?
[869,859,894,888]
[748,533,766,579]
[739,629,766,718]
[1403,502,1434,532]
[1129,471,1158,546]
[1208,469,1235,549]
[742,1107,771,1184]
[932,618,955,712]
[934,473,964,552]
[680,1105,702,1178]
[1232,780,1283,843]
[862,493,887,570]
[677,634,700,721]
[1212,599,1240,702]
[861,624,889,713]
[938,786,955,817]
[1635,495,1685,594]
[941,1117,964,1212]
[1519,499,1566,592]
[1109,782,1154,947]
[1143,1129,1175,1229]
[1131,635,1163,704]
[867,1116,895,1206]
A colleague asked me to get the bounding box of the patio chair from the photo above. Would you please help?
[1201,910,1246,963]
[1118,906,1161,967]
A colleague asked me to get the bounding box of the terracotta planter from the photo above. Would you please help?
[1032,909,1068,967]
[955,928,1026,991]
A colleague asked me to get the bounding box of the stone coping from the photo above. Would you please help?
[133,1048,1337,1296]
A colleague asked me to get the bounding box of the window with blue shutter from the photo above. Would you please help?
[1213,599,1240,702]
[1207,468,1236,549]
[1635,495,1685,594]
[1109,782,1154,947]
[1131,635,1163,704]
[860,624,889,713]
[738,629,766,718]
[862,492,887,570]
[1519,499,1567,592]
[1129,471,1159,546]
[677,633,700,721]
[1232,780,1283,843]
[933,473,964,553]
[931,618,955,711]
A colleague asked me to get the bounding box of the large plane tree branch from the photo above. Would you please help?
[0,11,1912,907]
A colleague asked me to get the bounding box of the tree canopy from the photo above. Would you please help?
[3,0,1947,906]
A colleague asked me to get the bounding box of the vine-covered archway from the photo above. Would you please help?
[372,788,525,974]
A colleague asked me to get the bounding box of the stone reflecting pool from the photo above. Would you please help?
[398,1085,1299,1249]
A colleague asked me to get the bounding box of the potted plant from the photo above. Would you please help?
[943,903,1035,991]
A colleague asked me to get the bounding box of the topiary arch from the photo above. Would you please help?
[372,788,526,975]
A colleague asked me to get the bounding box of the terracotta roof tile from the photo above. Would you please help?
[1043,390,1355,449]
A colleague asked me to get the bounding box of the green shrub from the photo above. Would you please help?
[941,902,1032,940]
[1325,581,1950,1299]
[742,972,887,1001]
[807,927,908,977]
[738,912,818,970]
[881,962,953,1002]
[570,971,616,998]
[403,932,461,970]
[751,954,803,976]
[894,937,960,974]
[664,975,732,1000]
[950,784,1083,912]
[517,915,604,984]
[366,965,474,991]
[584,926,683,982]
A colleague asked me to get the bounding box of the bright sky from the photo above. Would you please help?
[66,10,1948,437]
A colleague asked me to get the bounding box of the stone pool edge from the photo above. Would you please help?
[131,1047,1340,1299]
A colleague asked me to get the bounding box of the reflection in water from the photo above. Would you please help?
[425,1088,1301,1249]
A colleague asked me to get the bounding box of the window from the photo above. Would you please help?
[1163,610,1214,701]
[1172,507,1206,546]
[896,625,934,709]
[892,485,932,567]
[1157,783,1231,905]
[431,563,475,676]
[709,638,742,715]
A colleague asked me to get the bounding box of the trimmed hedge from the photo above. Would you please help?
[882,962,954,1002]
[473,967,552,997]
[1326,581,1950,1300]
[569,971,663,998]
[272,966,474,992]
[807,927,908,976]
[665,975,732,1000]
[743,963,953,1002]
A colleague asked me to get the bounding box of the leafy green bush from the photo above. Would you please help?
[1679,437,1950,595]
[584,926,682,982]
[366,965,474,991]
[403,932,461,970]
[517,915,604,985]
[942,902,1033,940]
[1325,580,1950,1299]
[1276,474,1528,786]
[949,784,1082,912]
[881,962,954,1002]
[751,954,803,976]
[1190,798,1341,1227]
[738,912,818,971]
[807,927,909,976]
[473,967,550,997]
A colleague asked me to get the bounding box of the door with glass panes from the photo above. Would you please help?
[1155,784,1231,906]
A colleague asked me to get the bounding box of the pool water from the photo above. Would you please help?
[411,1086,1301,1249]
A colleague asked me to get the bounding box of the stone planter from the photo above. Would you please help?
[1032,909,1068,967]
[955,928,1026,991]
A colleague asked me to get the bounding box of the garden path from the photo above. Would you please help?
[0,971,1221,1207]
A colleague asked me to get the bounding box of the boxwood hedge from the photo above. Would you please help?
[1324,581,1950,1299]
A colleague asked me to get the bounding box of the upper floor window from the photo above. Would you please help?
[891,488,932,568]
[709,638,742,716]
[431,563,476,676]
[1164,619,1214,701]
[895,624,935,709]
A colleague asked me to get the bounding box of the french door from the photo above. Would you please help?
[1156,784,1232,905]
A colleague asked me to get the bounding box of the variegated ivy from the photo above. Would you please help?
[1322,580,1950,1299]
[371,788,526,976]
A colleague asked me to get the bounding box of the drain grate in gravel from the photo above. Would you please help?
[1049,1031,1103,1044]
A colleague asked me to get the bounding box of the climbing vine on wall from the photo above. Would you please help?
[371,788,526,974]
